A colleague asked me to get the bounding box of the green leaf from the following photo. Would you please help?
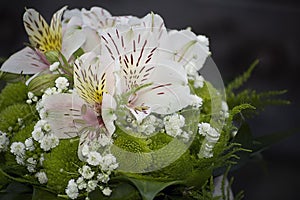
[230,124,297,172]
[251,127,298,154]
[89,182,139,200]
[126,177,182,200]
[32,187,65,200]
[0,71,26,83]
[0,182,32,200]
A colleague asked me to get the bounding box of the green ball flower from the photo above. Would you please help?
[43,138,83,193]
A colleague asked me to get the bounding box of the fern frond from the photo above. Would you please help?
[226,59,259,97]
[227,104,255,125]
[227,89,290,118]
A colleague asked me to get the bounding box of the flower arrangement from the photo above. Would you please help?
[0,6,289,200]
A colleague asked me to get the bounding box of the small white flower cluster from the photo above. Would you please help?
[185,64,205,89]
[65,144,118,199]
[26,91,39,104]
[198,122,220,158]
[10,142,26,165]
[31,120,59,151]
[35,171,48,184]
[190,94,203,108]
[84,151,118,171]
[136,115,164,136]
[26,157,37,172]
[0,131,9,152]
[221,101,229,119]
[118,114,164,137]
[55,77,69,92]
[66,162,115,199]
[10,139,44,173]
[163,113,190,140]
[49,61,60,72]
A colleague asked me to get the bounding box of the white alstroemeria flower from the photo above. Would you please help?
[42,52,116,160]
[1,6,86,74]
[62,7,141,56]
[101,13,191,122]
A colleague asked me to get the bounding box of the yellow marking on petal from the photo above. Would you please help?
[23,6,66,52]
[74,63,107,106]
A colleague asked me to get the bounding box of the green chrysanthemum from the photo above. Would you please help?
[0,103,37,135]
[0,82,28,111]
[43,138,83,193]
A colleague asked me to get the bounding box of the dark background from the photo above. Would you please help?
[0,0,299,199]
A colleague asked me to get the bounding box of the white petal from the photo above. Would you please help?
[81,27,101,54]
[0,47,49,74]
[62,26,86,60]
[161,29,210,71]
[102,93,117,136]
[133,59,191,114]
[82,7,113,30]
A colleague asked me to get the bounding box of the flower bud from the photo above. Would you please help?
[28,74,60,96]
[45,50,60,64]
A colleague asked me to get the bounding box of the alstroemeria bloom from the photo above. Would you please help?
[42,52,116,160]
[101,13,192,122]
[1,7,86,74]
[62,7,141,55]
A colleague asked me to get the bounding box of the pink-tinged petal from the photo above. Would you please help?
[61,26,86,60]
[43,92,98,139]
[102,93,117,136]
[0,47,49,74]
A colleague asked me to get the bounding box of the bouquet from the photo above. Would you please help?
[0,6,289,200]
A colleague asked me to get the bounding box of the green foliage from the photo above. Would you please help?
[226,60,289,118]
[0,71,26,83]
[0,82,28,111]
[190,80,223,123]
[0,103,37,135]
[32,187,65,200]
[43,139,83,194]
[88,182,140,200]
[113,128,151,153]
[226,60,258,95]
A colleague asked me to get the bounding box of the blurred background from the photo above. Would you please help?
[0,0,299,199]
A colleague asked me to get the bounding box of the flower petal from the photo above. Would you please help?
[161,29,210,72]
[133,59,191,114]
[23,6,66,52]
[61,25,86,60]
[0,47,49,74]
[43,92,98,138]
[74,52,115,105]
[102,93,117,136]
